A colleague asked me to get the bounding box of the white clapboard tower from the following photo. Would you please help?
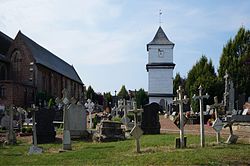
[146,26,175,109]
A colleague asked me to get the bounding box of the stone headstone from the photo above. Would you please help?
[238,94,246,111]
[67,102,87,138]
[1,114,10,129]
[141,102,162,134]
[36,108,56,144]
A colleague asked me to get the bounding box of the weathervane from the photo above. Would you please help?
[159,9,162,26]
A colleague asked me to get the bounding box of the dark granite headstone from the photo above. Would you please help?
[141,102,162,134]
[36,108,56,144]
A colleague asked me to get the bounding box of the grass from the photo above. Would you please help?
[0,134,250,165]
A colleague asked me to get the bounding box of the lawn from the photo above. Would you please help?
[0,134,249,165]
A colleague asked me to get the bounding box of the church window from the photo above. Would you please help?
[0,85,5,98]
[11,50,22,81]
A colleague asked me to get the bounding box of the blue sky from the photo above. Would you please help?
[1,0,250,94]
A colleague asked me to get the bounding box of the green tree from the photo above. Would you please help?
[103,92,112,105]
[186,55,221,112]
[218,27,250,98]
[173,73,186,95]
[117,85,129,100]
[135,88,149,108]
[86,86,98,103]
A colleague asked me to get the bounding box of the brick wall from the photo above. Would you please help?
[1,34,84,107]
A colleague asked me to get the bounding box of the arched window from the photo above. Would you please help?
[159,99,166,110]
[11,50,22,81]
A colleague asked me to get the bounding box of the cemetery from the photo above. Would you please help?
[1,3,250,164]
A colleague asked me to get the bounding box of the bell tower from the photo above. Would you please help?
[146,26,175,109]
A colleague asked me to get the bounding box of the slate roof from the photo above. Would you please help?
[18,31,83,84]
[147,26,174,51]
[0,31,13,55]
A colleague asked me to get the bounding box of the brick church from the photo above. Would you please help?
[0,31,84,108]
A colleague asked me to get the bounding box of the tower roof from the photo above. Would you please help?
[147,26,174,51]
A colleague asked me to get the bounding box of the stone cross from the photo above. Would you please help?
[130,101,143,153]
[173,86,189,148]
[193,85,209,147]
[55,89,72,150]
[117,99,123,117]
[28,104,43,155]
[223,70,235,114]
[210,96,224,144]
[85,99,95,129]
[6,104,16,145]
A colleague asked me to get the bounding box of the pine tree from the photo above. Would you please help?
[218,27,250,98]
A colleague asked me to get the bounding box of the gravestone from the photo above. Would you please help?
[129,101,143,153]
[210,96,224,144]
[1,114,10,129]
[29,105,43,155]
[193,85,209,147]
[85,99,95,129]
[67,101,87,138]
[141,102,162,134]
[93,120,125,142]
[36,108,56,144]
[173,86,189,149]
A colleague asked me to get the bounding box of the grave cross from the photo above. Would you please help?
[28,104,43,155]
[130,101,143,153]
[85,99,95,129]
[223,70,230,111]
[210,96,224,144]
[7,104,16,145]
[193,85,209,147]
[55,89,72,150]
[173,86,189,148]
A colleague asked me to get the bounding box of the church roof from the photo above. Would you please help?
[147,26,174,51]
[0,31,13,55]
[17,31,83,84]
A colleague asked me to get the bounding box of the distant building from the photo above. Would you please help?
[0,31,84,107]
[146,26,175,110]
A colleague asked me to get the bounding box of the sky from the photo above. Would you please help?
[1,0,250,94]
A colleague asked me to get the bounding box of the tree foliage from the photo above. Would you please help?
[185,55,221,112]
[86,86,98,103]
[103,92,112,106]
[117,85,129,100]
[173,73,186,95]
[135,88,149,108]
[218,27,250,97]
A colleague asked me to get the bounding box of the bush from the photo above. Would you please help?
[21,127,26,133]
[112,117,121,122]
[26,127,33,134]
